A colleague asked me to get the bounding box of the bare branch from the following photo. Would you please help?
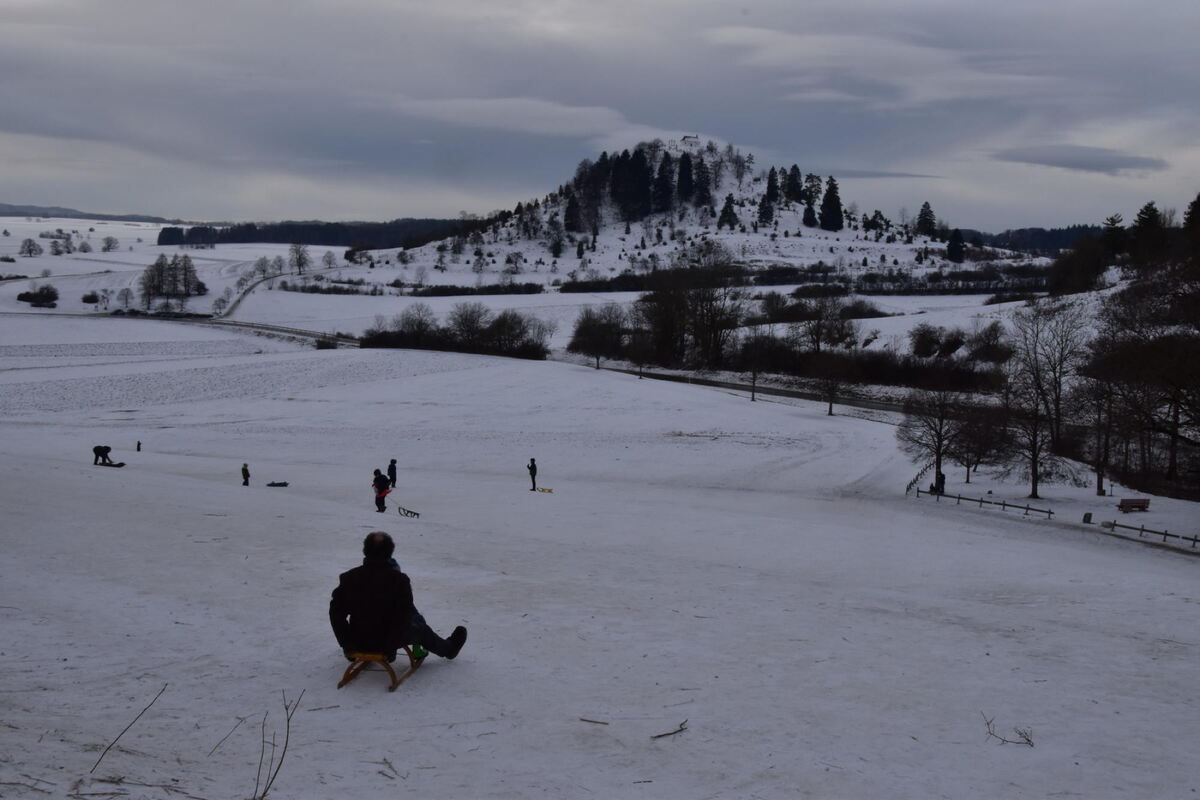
[90,683,168,774]
[650,719,688,739]
[981,711,1034,747]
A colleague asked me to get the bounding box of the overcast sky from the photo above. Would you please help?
[3,0,1198,231]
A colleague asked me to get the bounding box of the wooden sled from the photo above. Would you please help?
[338,645,424,692]
[536,487,553,493]
[396,506,420,518]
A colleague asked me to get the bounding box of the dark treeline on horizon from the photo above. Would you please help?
[156,216,500,251]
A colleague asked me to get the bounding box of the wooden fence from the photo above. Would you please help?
[1101,520,1200,549]
[913,488,1055,519]
[905,462,935,495]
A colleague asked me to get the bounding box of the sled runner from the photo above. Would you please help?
[536,487,553,493]
[96,462,126,468]
[396,506,420,518]
[338,645,426,692]
[266,481,289,487]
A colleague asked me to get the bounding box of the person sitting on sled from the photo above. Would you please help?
[329,531,467,662]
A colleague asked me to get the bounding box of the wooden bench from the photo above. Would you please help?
[1117,498,1150,513]
[338,645,425,692]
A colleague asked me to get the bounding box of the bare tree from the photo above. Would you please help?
[794,296,857,354]
[1010,301,1089,447]
[447,302,492,348]
[288,243,311,275]
[19,238,43,257]
[395,303,437,344]
[1000,360,1070,499]
[568,303,627,369]
[686,284,745,368]
[946,401,1008,483]
[101,236,120,252]
[897,389,965,485]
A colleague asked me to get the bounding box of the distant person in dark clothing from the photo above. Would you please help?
[372,469,390,512]
[387,459,397,489]
[92,445,113,465]
[242,463,250,486]
[527,458,537,491]
[329,531,467,662]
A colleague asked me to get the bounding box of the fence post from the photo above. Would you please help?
[1024,504,1030,515]
[1139,524,1145,537]
[1001,500,1007,512]
[956,494,961,505]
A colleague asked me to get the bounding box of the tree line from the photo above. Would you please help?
[360,303,554,360]
[157,217,495,251]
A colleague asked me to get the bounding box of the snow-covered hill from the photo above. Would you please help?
[0,315,1196,799]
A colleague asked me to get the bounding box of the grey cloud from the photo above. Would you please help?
[0,0,1197,228]
[992,145,1169,175]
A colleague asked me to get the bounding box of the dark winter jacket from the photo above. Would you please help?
[387,462,397,483]
[329,556,415,654]
[372,474,390,495]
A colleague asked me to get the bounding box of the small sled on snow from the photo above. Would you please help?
[536,487,553,493]
[95,462,126,468]
[338,645,426,692]
[396,506,420,518]
[266,481,289,487]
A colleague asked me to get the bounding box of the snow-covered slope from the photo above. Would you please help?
[0,316,1195,799]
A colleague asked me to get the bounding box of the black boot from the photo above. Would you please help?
[444,626,467,659]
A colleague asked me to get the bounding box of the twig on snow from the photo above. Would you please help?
[981,711,1034,747]
[254,689,304,799]
[0,782,52,795]
[90,683,168,773]
[650,719,688,739]
[207,715,248,757]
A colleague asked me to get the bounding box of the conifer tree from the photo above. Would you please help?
[652,152,675,214]
[718,194,740,230]
[1184,191,1200,232]
[1101,214,1126,257]
[693,158,714,208]
[757,194,774,226]
[785,165,803,204]
[802,173,823,206]
[676,152,694,205]
[947,229,965,263]
[915,202,937,237]
[765,167,780,205]
[1128,201,1166,272]
[563,191,582,233]
[802,203,818,228]
[819,177,844,231]
[628,148,653,221]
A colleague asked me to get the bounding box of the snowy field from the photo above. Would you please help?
[2,214,1045,356]
[1,314,1196,799]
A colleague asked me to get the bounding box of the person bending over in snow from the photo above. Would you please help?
[92,445,114,465]
[329,531,467,662]
[372,468,390,512]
